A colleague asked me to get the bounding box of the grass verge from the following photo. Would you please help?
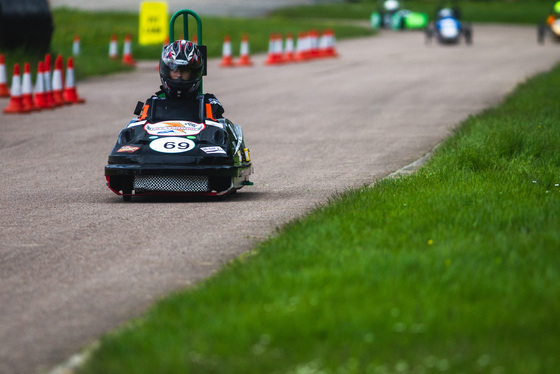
[76,55,560,374]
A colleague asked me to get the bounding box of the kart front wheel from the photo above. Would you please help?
[399,17,406,31]
[122,178,133,202]
[425,25,434,44]
[538,23,546,44]
[464,24,473,45]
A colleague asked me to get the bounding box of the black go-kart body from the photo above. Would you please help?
[105,95,253,201]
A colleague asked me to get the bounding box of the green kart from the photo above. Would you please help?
[371,0,429,30]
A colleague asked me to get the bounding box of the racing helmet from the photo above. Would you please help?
[437,8,454,19]
[384,0,400,12]
[159,40,204,99]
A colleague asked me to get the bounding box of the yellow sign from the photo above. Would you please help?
[139,1,169,46]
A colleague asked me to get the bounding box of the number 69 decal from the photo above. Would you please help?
[149,137,195,153]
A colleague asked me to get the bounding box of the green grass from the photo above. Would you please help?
[76,50,560,374]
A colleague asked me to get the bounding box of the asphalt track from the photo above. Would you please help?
[1,25,559,374]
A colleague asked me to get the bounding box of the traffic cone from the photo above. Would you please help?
[63,57,85,104]
[21,62,39,112]
[283,33,295,63]
[52,55,67,106]
[109,34,119,60]
[309,30,320,59]
[295,31,311,62]
[43,54,56,107]
[265,34,284,65]
[0,54,9,97]
[319,29,338,58]
[3,64,30,114]
[219,35,235,67]
[236,35,253,67]
[34,61,52,109]
[72,35,81,56]
[122,34,136,66]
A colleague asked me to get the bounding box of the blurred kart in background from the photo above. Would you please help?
[370,0,428,31]
[425,6,472,45]
[538,2,560,44]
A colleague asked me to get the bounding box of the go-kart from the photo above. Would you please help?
[425,7,472,45]
[538,16,560,44]
[104,10,253,201]
[538,2,560,44]
[370,0,428,31]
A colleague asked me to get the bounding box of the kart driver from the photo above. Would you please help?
[381,0,400,27]
[548,1,560,24]
[135,40,224,121]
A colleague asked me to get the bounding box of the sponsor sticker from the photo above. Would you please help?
[144,121,205,136]
[116,145,140,153]
[149,137,195,153]
[201,146,227,155]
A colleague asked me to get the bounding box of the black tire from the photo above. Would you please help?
[425,24,433,44]
[538,23,546,45]
[122,178,133,202]
[464,24,473,45]
[399,16,406,31]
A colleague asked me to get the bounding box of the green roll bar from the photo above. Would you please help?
[168,9,206,94]
[169,9,202,45]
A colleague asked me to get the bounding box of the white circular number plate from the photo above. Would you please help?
[149,137,195,153]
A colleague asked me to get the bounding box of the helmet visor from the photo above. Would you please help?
[169,66,194,81]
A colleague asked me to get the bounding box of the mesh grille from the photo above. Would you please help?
[134,175,210,193]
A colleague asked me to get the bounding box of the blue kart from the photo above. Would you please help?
[425,7,472,45]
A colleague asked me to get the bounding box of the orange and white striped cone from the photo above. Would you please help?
[52,55,67,106]
[72,35,81,56]
[295,31,311,62]
[109,34,119,60]
[122,34,137,66]
[34,61,52,110]
[21,62,39,112]
[283,33,295,63]
[219,35,235,67]
[63,57,86,104]
[0,54,9,97]
[265,34,284,65]
[43,54,56,108]
[236,35,253,67]
[319,29,338,58]
[309,30,320,59]
[3,64,30,114]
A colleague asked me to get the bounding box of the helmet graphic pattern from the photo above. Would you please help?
[159,40,204,99]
